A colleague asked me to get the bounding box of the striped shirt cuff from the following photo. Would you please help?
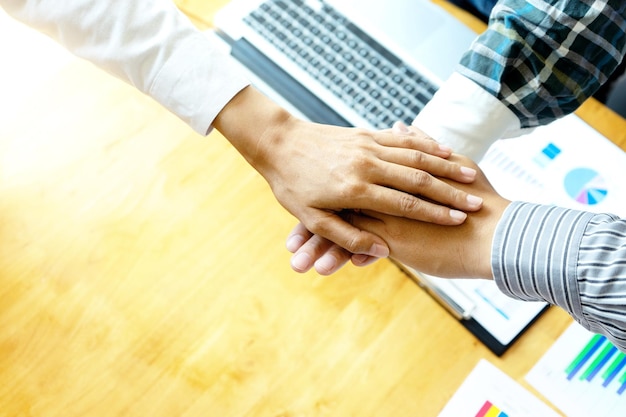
[577,212,626,348]
[492,201,596,327]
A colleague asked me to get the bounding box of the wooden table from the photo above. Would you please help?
[1,2,624,416]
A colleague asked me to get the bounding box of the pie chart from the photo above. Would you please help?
[564,168,608,205]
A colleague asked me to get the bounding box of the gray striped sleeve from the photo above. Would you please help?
[578,213,626,350]
[492,201,626,351]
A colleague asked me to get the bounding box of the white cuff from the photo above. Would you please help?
[412,72,533,160]
[149,33,250,135]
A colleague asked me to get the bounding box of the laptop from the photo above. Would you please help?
[213,0,478,129]
[210,0,562,356]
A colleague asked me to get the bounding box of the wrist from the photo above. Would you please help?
[213,86,296,176]
[475,196,510,279]
[413,72,520,160]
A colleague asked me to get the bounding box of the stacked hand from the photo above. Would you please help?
[215,87,484,267]
[285,125,511,278]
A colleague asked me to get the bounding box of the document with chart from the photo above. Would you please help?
[407,114,626,355]
[437,359,560,417]
[526,322,626,416]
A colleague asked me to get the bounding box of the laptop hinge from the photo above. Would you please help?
[231,38,352,127]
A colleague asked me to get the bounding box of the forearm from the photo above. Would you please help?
[493,201,626,351]
[0,0,249,134]
[336,153,507,277]
[213,86,296,177]
[459,0,626,129]
[415,0,626,161]
[413,72,522,160]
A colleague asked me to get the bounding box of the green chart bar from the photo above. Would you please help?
[619,365,626,395]
[566,334,605,380]
[602,352,626,386]
[565,333,626,396]
[580,342,617,381]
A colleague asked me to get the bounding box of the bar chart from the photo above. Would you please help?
[566,334,626,395]
[474,400,508,417]
[438,360,560,417]
[527,323,626,417]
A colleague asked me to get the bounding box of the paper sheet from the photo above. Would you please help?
[438,359,561,417]
[526,323,626,417]
[429,114,626,347]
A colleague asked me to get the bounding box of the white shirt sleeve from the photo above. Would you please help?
[0,0,250,134]
[412,72,534,160]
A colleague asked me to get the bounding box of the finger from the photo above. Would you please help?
[290,234,331,273]
[392,121,448,152]
[392,121,412,135]
[347,167,483,221]
[343,211,387,238]
[372,146,476,184]
[349,184,473,225]
[351,254,380,267]
[377,166,482,210]
[313,244,352,275]
[288,224,355,275]
[387,122,476,183]
[290,234,350,274]
[302,210,390,257]
[286,222,313,253]
[373,126,452,158]
[287,225,380,272]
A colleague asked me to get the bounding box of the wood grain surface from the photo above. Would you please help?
[1,2,624,416]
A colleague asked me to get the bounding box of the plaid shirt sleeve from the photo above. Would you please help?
[458,0,626,129]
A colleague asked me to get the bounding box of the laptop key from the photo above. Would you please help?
[244,0,438,127]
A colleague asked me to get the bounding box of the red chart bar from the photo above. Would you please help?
[475,401,493,417]
[475,400,509,417]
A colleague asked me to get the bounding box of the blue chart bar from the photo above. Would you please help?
[603,355,626,387]
[565,334,626,395]
[533,142,562,168]
[526,324,626,417]
[566,334,605,380]
[542,143,561,159]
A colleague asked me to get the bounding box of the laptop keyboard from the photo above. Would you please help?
[243,0,438,129]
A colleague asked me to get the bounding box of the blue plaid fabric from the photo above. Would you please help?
[458,0,626,128]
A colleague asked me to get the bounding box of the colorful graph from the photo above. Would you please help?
[564,167,608,205]
[439,360,560,417]
[526,323,626,417]
[565,334,626,395]
[533,142,562,168]
[474,285,514,320]
[475,400,508,417]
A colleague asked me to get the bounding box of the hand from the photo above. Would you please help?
[346,156,510,278]
[215,87,483,259]
[285,223,379,275]
[287,154,511,277]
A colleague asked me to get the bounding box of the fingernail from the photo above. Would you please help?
[360,257,379,267]
[352,254,379,267]
[291,252,313,272]
[352,254,370,265]
[315,254,337,275]
[395,121,409,132]
[439,144,453,153]
[286,234,306,252]
[466,194,483,208]
[367,243,389,258]
[450,209,467,222]
[460,166,477,179]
